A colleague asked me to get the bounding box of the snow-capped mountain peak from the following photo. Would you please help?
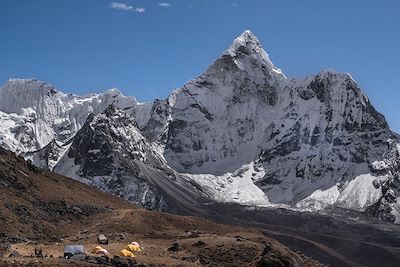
[0,78,60,115]
[227,30,261,52]
[0,78,140,153]
[225,30,286,82]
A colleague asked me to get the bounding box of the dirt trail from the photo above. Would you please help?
[87,209,133,230]
[116,209,132,220]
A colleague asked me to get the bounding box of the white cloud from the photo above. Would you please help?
[110,2,133,11]
[110,2,145,13]
[158,2,171,8]
[135,7,146,13]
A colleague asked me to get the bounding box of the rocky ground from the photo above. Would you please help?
[1,209,322,267]
[206,204,400,267]
[0,147,321,266]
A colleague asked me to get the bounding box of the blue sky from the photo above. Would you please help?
[1,0,400,131]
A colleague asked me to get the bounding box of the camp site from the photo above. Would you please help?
[3,231,147,265]
[4,236,150,266]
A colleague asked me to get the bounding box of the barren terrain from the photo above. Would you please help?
[0,148,320,266]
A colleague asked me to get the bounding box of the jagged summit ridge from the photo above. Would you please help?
[227,30,264,56]
[225,30,286,82]
[0,78,142,153]
[0,78,59,115]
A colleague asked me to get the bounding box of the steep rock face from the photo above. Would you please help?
[251,71,396,208]
[54,105,167,210]
[54,105,203,212]
[163,31,286,174]
[140,97,174,143]
[365,144,400,222]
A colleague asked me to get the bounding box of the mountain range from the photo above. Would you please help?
[0,30,399,223]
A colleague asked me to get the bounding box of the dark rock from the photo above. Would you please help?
[298,88,315,100]
[186,230,201,239]
[111,256,137,267]
[256,245,298,267]
[192,240,206,247]
[190,103,214,121]
[9,250,20,257]
[182,256,197,262]
[235,235,246,241]
[333,137,343,146]
[310,126,320,146]
[308,75,330,103]
[256,174,282,187]
[167,242,181,252]
[257,85,277,106]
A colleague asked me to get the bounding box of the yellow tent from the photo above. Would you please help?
[92,246,103,253]
[126,244,141,252]
[120,249,135,258]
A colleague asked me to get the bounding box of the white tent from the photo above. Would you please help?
[64,245,85,258]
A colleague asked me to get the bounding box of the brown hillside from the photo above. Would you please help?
[0,148,322,266]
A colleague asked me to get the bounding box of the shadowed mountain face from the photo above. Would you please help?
[0,30,400,223]
[53,105,205,213]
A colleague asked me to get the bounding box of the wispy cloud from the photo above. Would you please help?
[158,2,171,8]
[110,2,133,11]
[110,2,145,13]
[135,7,145,13]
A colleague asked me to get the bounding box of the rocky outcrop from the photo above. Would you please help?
[54,105,204,213]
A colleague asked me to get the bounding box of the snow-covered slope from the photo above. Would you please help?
[23,139,71,171]
[0,79,138,153]
[1,30,399,222]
